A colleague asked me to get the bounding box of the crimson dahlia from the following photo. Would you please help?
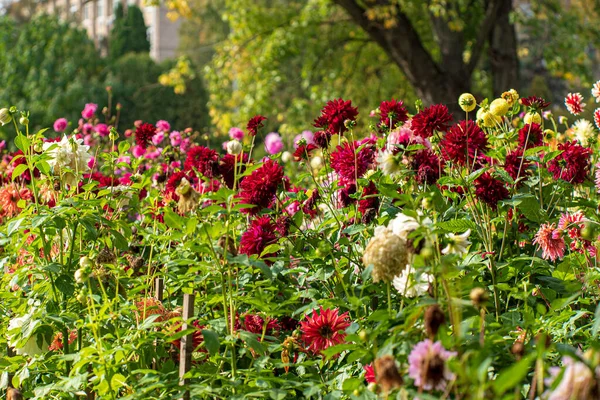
[547,140,592,184]
[412,149,443,185]
[330,141,375,185]
[247,115,267,137]
[520,96,550,110]
[300,306,350,354]
[135,123,156,149]
[219,153,248,189]
[411,104,453,138]
[313,98,358,136]
[474,173,509,210]
[379,99,408,131]
[440,120,488,166]
[184,145,219,178]
[504,149,531,181]
[238,159,284,213]
[239,216,278,257]
[517,123,544,150]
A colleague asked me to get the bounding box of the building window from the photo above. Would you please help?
[97,0,103,17]
[83,2,89,20]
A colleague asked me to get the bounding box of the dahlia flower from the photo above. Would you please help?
[264,132,284,155]
[364,364,376,384]
[442,229,472,255]
[565,93,586,115]
[441,120,488,165]
[517,123,544,150]
[247,115,267,136]
[389,212,420,241]
[0,183,32,218]
[313,130,332,149]
[408,339,456,391]
[474,173,509,210]
[592,81,600,103]
[330,141,375,185]
[313,98,358,136]
[94,123,109,137]
[594,109,600,130]
[239,216,278,257]
[547,140,591,184]
[48,330,77,352]
[135,122,156,149]
[572,119,595,146]
[378,99,408,131]
[363,228,409,283]
[219,153,248,189]
[184,145,219,178]
[43,134,93,186]
[156,120,170,132]
[293,130,315,148]
[81,103,97,119]
[238,159,284,213]
[358,181,379,223]
[504,149,531,181]
[229,127,244,140]
[53,118,68,133]
[533,223,565,261]
[520,96,550,111]
[377,149,402,176]
[558,211,585,239]
[393,268,432,298]
[241,314,281,336]
[413,149,443,184]
[300,306,350,354]
[411,104,453,138]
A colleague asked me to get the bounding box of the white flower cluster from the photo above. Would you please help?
[43,135,92,186]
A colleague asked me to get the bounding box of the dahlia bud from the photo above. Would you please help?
[19,116,29,125]
[581,221,595,241]
[0,108,12,126]
[344,119,356,129]
[363,228,409,283]
[109,127,119,141]
[227,140,242,155]
[470,287,488,308]
[281,151,292,163]
[524,112,542,125]
[458,93,476,112]
[543,129,555,141]
[511,341,525,360]
[424,304,446,338]
[79,256,93,270]
[489,98,509,116]
[374,355,403,393]
[296,137,307,147]
[116,103,122,111]
[74,268,88,284]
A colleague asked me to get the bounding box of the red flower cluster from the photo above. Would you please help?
[504,149,531,181]
[517,123,543,150]
[330,141,375,185]
[313,131,331,149]
[135,122,156,149]
[440,120,488,165]
[520,96,550,110]
[239,216,278,257]
[219,153,248,189]
[293,143,318,161]
[165,171,194,201]
[412,149,443,185]
[314,98,358,136]
[247,115,267,136]
[241,314,281,337]
[300,307,351,354]
[411,104,453,138]
[358,181,379,223]
[547,140,591,184]
[172,320,206,354]
[238,159,284,213]
[474,173,509,209]
[378,99,408,131]
[184,145,219,178]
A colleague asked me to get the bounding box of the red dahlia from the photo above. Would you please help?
[241,314,281,336]
[184,145,219,178]
[165,171,194,201]
[517,123,544,150]
[519,96,550,110]
[300,306,351,354]
[474,172,509,210]
[504,149,531,182]
[330,141,375,185]
[358,181,379,223]
[238,159,284,213]
[411,104,453,138]
[313,131,332,149]
[293,143,318,161]
[173,320,206,354]
[379,99,408,131]
[547,140,592,184]
[313,98,358,135]
[302,189,320,218]
[239,216,278,257]
[412,149,443,184]
[247,115,267,137]
[135,122,156,149]
[440,120,488,165]
[219,153,248,189]
[338,184,357,208]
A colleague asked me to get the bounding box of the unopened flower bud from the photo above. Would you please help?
[511,341,525,360]
[489,98,509,116]
[458,93,476,112]
[296,137,307,147]
[344,119,356,129]
[227,139,242,155]
[470,287,488,308]
[80,256,93,270]
[19,116,29,125]
[0,108,12,125]
[281,151,292,163]
[524,112,542,125]
[74,268,87,284]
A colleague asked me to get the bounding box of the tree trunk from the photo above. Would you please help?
[488,0,519,96]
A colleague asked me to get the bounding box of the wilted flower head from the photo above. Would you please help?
[374,355,404,393]
[545,354,600,400]
[392,268,432,298]
[408,339,456,392]
[363,228,409,283]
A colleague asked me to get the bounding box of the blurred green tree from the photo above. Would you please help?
[109,3,151,60]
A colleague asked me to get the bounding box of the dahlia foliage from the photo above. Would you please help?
[4,86,600,399]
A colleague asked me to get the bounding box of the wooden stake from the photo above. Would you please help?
[152,278,165,371]
[179,294,194,400]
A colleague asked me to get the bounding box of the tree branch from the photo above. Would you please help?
[466,0,506,75]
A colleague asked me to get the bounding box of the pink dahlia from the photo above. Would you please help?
[408,339,456,392]
[94,123,109,137]
[184,145,219,178]
[293,130,314,148]
[229,127,244,140]
[53,118,68,133]
[247,115,267,137]
[156,120,171,132]
[533,223,565,261]
[300,306,350,354]
[558,211,585,240]
[411,104,453,138]
[565,93,586,115]
[474,173,509,210]
[135,123,156,149]
[330,141,375,185]
[238,159,284,213]
[239,216,278,257]
[592,81,600,103]
[81,103,98,119]
[364,364,376,384]
[264,132,284,155]
[440,120,488,165]
[517,123,544,150]
[547,140,591,184]
[313,98,358,136]
[378,99,408,131]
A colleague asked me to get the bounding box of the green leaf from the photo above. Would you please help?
[260,244,281,257]
[201,329,219,356]
[11,164,28,181]
[14,135,30,152]
[492,353,535,395]
[55,274,75,297]
[437,219,477,233]
[164,208,184,231]
[592,303,600,336]
[110,373,127,390]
